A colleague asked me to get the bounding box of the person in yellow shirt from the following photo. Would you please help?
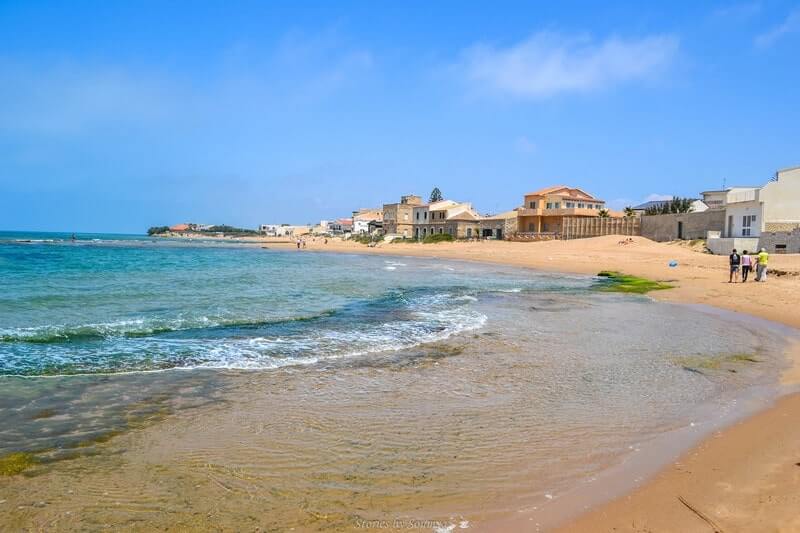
[755,248,769,282]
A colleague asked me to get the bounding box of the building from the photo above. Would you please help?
[631,199,708,216]
[382,195,423,238]
[704,166,800,253]
[516,186,616,236]
[478,209,519,239]
[169,223,190,232]
[259,224,311,237]
[352,208,383,235]
[412,200,482,239]
[328,218,353,235]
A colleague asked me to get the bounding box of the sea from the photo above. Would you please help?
[0,231,793,530]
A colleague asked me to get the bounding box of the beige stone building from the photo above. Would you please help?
[382,195,423,238]
[412,200,482,239]
[516,185,616,236]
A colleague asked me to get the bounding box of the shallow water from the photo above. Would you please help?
[0,233,790,531]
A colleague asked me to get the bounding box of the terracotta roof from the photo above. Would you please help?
[169,224,190,231]
[524,185,601,201]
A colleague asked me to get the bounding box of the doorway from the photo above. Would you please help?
[677,221,684,240]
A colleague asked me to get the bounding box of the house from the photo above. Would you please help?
[479,209,519,239]
[328,218,354,235]
[169,223,190,232]
[351,208,383,235]
[632,199,708,215]
[705,166,800,253]
[516,185,616,236]
[382,195,423,238]
[260,224,311,237]
[412,200,482,239]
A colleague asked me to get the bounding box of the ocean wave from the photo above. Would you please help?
[0,287,487,376]
[0,311,337,344]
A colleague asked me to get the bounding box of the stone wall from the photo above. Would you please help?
[640,210,726,242]
[758,228,800,254]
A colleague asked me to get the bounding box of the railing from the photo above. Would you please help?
[508,232,559,241]
[517,207,601,217]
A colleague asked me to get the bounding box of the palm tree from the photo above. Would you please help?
[623,206,635,218]
[598,208,610,218]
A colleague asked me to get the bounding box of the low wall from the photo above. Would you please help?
[759,228,800,254]
[640,210,726,242]
[561,217,640,240]
[706,237,759,255]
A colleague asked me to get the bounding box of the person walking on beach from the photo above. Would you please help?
[729,248,741,283]
[755,248,769,281]
[296,238,301,249]
[741,250,752,282]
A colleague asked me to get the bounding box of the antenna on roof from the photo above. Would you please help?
[722,177,726,189]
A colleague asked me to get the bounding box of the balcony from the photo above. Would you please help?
[517,207,602,217]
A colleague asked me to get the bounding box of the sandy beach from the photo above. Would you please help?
[259,235,800,531]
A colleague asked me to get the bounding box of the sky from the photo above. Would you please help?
[1,0,799,233]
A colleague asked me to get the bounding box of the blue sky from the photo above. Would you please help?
[1,0,799,233]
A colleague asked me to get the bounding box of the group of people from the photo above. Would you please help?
[729,248,769,283]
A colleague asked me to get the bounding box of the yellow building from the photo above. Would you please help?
[517,185,614,235]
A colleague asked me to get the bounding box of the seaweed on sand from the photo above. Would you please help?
[595,271,673,294]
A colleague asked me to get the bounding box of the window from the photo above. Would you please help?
[529,201,537,208]
[424,212,428,219]
[554,202,560,209]
[578,203,584,208]
[546,202,552,209]
[438,228,443,234]
[466,228,472,238]
[742,214,757,236]
[416,212,420,220]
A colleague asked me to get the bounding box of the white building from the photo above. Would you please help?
[705,166,800,253]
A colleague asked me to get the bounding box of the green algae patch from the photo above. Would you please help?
[596,271,673,294]
[0,452,37,476]
[674,353,761,373]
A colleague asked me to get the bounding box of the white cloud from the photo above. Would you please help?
[644,193,673,201]
[458,31,679,98]
[755,8,800,48]
[514,136,537,154]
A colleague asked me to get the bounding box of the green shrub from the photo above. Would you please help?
[423,233,454,244]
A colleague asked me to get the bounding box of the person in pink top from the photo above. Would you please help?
[741,249,753,282]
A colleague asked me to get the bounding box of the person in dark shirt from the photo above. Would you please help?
[729,248,741,283]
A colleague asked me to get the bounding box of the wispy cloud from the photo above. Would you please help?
[644,193,673,201]
[514,136,537,154]
[711,2,762,22]
[0,29,373,137]
[458,31,679,98]
[755,7,800,48]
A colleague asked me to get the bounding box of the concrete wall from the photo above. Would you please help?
[761,167,800,227]
[758,228,800,254]
[640,210,726,242]
[706,237,760,255]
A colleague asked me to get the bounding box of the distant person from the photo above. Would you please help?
[302,239,307,249]
[71,233,76,242]
[741,250,752,282]
[728,248,740,283]
[324,238,328,245]
[296,239,301,249]
[756,248,769,281]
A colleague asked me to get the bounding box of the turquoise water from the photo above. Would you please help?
[0,231,591,376]
[1,232,793,530]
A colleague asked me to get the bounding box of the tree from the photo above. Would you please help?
[598,208,610,218]
[623,206,635,218]
[429,187,443,203]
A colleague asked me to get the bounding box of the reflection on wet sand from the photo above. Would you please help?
[0,293,788,531]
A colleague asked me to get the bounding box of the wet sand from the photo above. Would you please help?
[266,235,800,531]
[3,236,800,531]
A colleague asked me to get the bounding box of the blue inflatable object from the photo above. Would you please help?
[668,260,678,268]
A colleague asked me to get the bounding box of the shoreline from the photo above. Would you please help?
[255,235,800,531]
